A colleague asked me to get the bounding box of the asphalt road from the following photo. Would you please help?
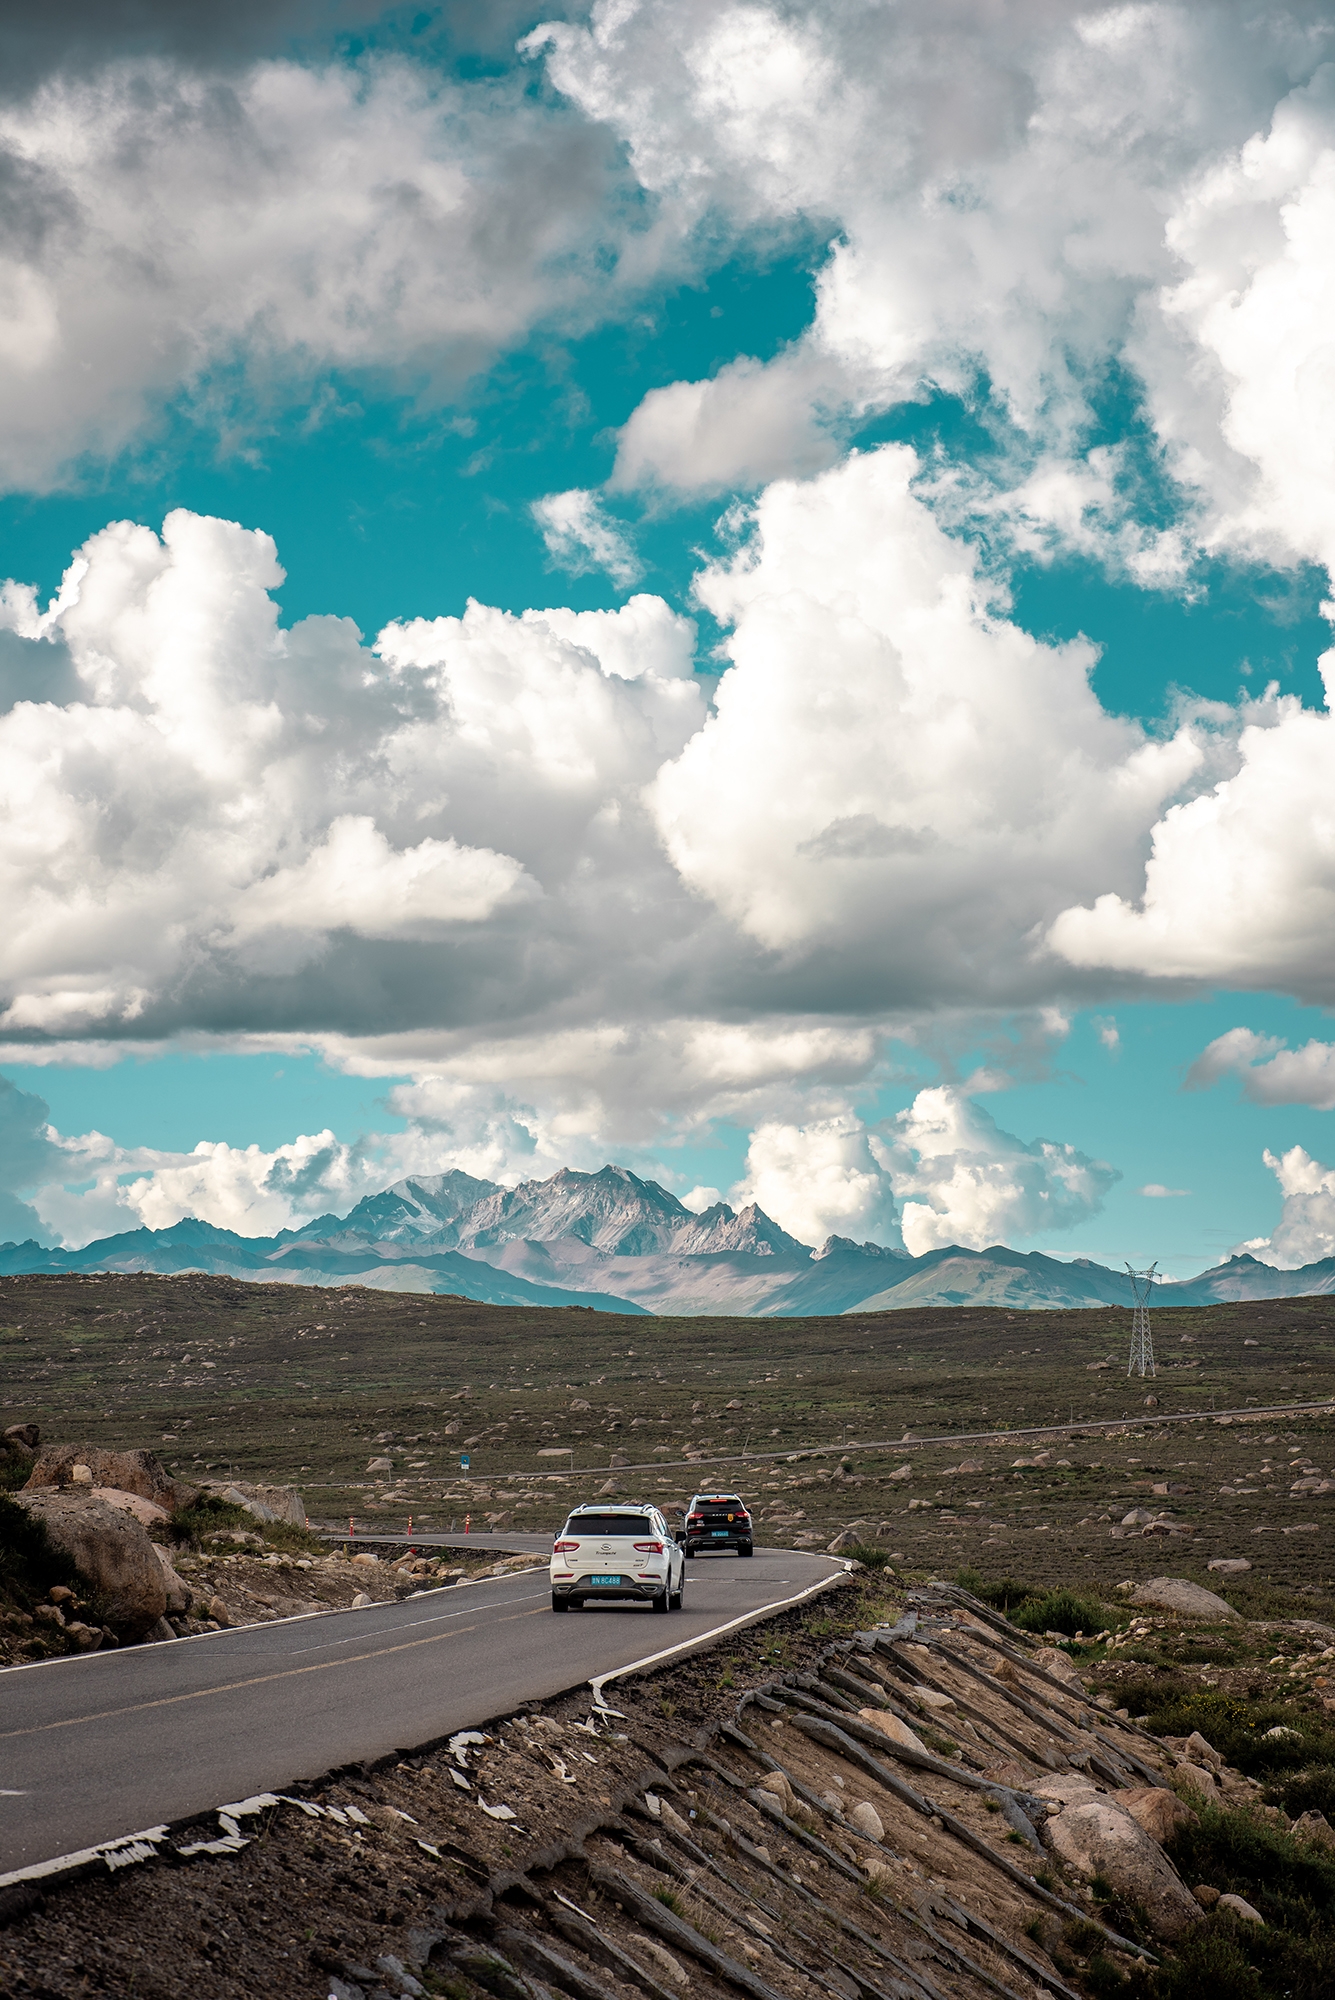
[0,1545,838,1878]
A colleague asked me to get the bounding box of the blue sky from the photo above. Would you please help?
[4,1,1335,1274]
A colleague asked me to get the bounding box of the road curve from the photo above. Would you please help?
[0,1545,839,1877]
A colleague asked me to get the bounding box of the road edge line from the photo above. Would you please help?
[589,1561,850,1710]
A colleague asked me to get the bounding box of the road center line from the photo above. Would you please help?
[0,1622,488,1742]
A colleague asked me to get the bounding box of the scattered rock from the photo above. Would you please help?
[913,1687,956,1711]
[1174,1763,1218,1802]
[70,1463,93,1484]
[1122,1787,1198,1844]
[200,1480,307,1526]
[1042,1794,1201,1938]
[1130,1577,1241,1620]
[1121,1509,1154,1527]
[366,1457,394,1473]
[1033,1646,1083,1686]
[4,1422,40,1451]
[15,1489,168,1641]
[24,1445,194,1512]
[1292,1811,1335,1852]
[755,1771,794,1814]
[1193,1885,1220,1910]
[886,1465,912,1482]
[597,1480,620,1497]
[1218,1893,1264,1924]
[351,1592,374,1608]
[351,1552,379,1566]
[857,1707,930,1756]
[629,1936,688,1985]
[848,1801,884,1840]
[206,1596,230,1626]
[1184,1731,1222,1771]
[1207,1558,1252,1574]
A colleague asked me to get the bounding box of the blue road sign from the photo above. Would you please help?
[460,1453,470,1471]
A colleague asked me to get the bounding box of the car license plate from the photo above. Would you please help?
[712,1529,730,1537]
[590,1574,620,1585]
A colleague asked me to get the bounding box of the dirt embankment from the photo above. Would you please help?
[6,1573,1334,2000]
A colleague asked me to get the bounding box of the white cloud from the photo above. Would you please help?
[0,53,635,486]
[880,1086,1119,1256]
[533,1,1335,573]
[1239,1143,1335,1268]
[1186,1025,1335,1109]
[1140,1183,1190,1198]
[733,1111,903,1250]
[608,350,842,497]
[530,490,642,587]
[651,444,1203,978]
[1048,663,1335,1000]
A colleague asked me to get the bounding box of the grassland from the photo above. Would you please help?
[2,1272,1333,1611]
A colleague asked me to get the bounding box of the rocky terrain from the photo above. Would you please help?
[3,1272,1331,1604]
[3,1569,1335,2000]
[0,1427,539,1671]
[9,1164,1335,1314]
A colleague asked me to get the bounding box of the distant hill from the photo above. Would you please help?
[5,1161,1334,1315]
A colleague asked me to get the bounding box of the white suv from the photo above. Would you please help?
[550,1504,686,1614]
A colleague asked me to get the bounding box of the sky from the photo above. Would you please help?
[5,0,1335,1276]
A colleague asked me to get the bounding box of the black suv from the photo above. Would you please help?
[684,1492,753,1558]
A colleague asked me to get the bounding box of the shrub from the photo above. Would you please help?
[1134,1687,1335,1780]
[0,1492,81,1608]
[846,1541,892,1569]
[1010,1588,1108,1638]
[167,1494,252,1546]
[1164,1799,1335,1924]
[1274,1765,1335,1821]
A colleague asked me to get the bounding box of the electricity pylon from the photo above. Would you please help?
[1125,1262,1158,1378]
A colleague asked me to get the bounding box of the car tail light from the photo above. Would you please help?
[687,1514,703,1525]
[633,1540,665,1554]
[553,1540,579,1553]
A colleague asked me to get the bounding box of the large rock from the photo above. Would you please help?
[1041,1793,1201,1939]
[16,1490,167,1640]
[1121,1787,1198,1845]
[25,1445,195,1512]
[152,1543,193,1616]
[858,1707,930,1756]
[90,1487,171,1529]
[1130,1578,1241,1620]
[1034,1646,1084,1686]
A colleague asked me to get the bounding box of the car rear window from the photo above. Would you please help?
[563,1514,653,1537]
[694,1496,742,1507]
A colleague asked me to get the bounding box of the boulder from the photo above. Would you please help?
[857,1707,930,1756]
[1291,1811,1335,1853]
[827,1531,859,1553]
[1207,1558,1251,1575]
[90,1487,171,1530]
[4,1423,39,1451]
[152,1544,193,1616]
[1217,1893,1263,1924]
[1121,1787,1198,1845]
[16,1490,167,1640]
[1042,1794,1201,1939]
[849,1801,885,1840]
[1173,1763,1218,1803]
[25,1446,194,1512]
[1034,1646,1084,1686]
[1130,1578,1241,1620]
[914,1688,956,1710]
[1184,1731,1222,1770]
[755,1771,795,1815]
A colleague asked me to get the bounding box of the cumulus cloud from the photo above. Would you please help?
[532,0,1335,573]
[732,1112,904,1250]
[1186,1025,1335,1108]
[1239,1143,1335,1268]
[0,1073,67,1240]
[877,1086,1119,1256]
[651,445,1203,986]
[531,490,642,587]
[1048,663,1335,1000]
[0,53,632,486]
[608,350,842,497]
[1140,1183,1190,1198]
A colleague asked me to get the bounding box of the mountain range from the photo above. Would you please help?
[5,1162,1335,1316]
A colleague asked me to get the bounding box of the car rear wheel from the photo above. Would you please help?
[651,1588,670,1614]
[684,1544,695,1559]
[739,1542,754,1557]
[551,1592,568,1611]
